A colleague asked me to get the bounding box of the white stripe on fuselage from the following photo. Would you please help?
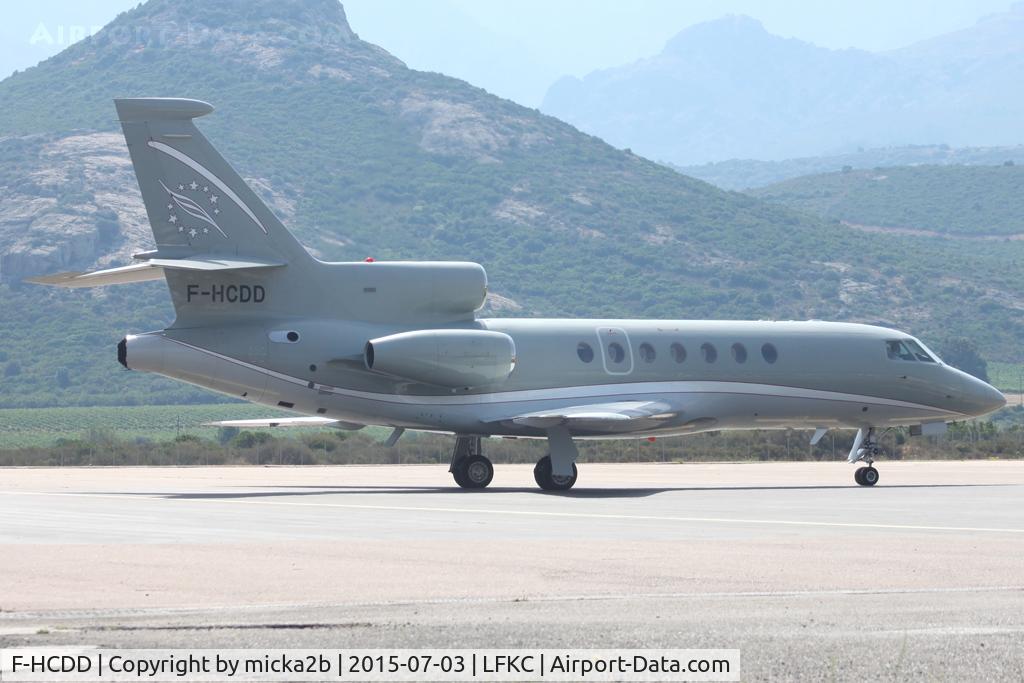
[159,336,957,416]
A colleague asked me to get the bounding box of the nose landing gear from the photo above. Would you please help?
[848,427,882,486]
[854,465,879,486]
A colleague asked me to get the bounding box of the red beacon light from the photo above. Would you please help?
[364,257,375,263]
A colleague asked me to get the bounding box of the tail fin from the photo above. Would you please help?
[115,98,315,325]
[116,98,310,264]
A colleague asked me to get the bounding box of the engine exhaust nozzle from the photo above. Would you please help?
[117,337,128,369]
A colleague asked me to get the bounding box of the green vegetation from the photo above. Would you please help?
[0,404,314,448]
[988,362,1024,394]
[2,419,1022,467]
[677,145,1024,190]
[748,165,1024,236]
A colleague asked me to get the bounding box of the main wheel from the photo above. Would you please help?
[533,455,578,491]
[854,467,865,485]
[454,454,493,489]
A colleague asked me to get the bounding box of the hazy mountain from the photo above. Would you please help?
[678,144,1024,191]
[542,6,1024,165]
[0,0,1023,407]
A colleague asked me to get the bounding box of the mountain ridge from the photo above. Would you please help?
[542,6,1024,165]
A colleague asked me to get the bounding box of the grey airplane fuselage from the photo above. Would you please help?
[125,317,1003,439]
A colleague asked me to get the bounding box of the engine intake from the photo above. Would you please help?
[365,329,516,388]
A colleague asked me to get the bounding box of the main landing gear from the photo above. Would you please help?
[450,428,582,491]
[450,436,493,489]
[534,455,578,491]
[849,427,882,487]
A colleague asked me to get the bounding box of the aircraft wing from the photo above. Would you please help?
[494,400,678,434]
[204,416,364,430]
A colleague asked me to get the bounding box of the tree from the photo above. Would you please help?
[937,337,989,382]
[55,367,71,388]
[216,426,240,445]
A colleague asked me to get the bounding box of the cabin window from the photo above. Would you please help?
[639,342,656,363]
[670,342,687,363]
[761,343,778,364]
[731,343,747,363]
[700,342,717,363]
[886,340,916,361]
[608,342,626,364]
[904,339,937,363]
[577,342,594,363]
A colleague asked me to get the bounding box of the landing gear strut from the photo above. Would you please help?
[849,427,882,487]
[450,436,493,489]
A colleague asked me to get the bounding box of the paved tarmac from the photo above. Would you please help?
[1,461,1023,680]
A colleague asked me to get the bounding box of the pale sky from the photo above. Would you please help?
[1,0,1014,106]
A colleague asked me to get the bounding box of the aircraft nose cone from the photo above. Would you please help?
[962,374,1006,416]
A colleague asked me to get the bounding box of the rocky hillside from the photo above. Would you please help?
[0,0,1022,407]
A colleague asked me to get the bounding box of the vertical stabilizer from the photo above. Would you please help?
[115,98,315,325]
[116,97,311,263]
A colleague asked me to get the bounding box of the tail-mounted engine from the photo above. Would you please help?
[364,329,516,389]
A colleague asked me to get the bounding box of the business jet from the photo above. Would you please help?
[31,98,1006,491]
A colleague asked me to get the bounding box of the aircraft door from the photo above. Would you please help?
[596,326,633,375]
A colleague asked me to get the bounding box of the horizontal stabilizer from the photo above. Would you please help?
[26,254,285,288]
[204,416,364,430]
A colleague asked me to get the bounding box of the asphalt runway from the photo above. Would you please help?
[1,461,1023,680]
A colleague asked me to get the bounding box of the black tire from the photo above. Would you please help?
[861,466,879,487]
[854,467,866,486]
[455,455,493,489]
[533,455,578,491]
[452,464,468,488]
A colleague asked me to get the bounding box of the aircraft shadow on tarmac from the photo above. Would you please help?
[98,482,1006,501]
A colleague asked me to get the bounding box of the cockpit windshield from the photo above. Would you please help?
[886,339,938,363]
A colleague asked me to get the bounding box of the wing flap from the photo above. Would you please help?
[204,416,364,430]
[500,400,677,433]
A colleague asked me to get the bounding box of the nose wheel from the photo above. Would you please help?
[849,427,883,486]
[854,466,879,486]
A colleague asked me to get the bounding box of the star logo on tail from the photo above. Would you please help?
[159,179,228,241]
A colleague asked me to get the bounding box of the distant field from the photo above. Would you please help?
[987,362,1024,393]
[0,404,339,448]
